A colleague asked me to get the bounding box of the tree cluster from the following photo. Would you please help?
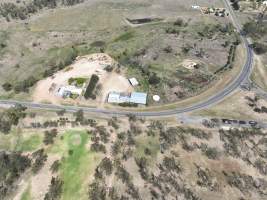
[0,104,27,134]
[0,0,84,21]
[0,151,31,199]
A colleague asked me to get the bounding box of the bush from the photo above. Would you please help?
[174,18,184,26]
[43,129,58,145]
[2,82,12,91]
[84,74,99,99]
[148,72,161,85]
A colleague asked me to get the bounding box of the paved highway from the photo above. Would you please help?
[0,0,254,117]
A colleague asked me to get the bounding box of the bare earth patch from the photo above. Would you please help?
[32,53,133,105]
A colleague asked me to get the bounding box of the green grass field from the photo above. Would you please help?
[49,130,103,200]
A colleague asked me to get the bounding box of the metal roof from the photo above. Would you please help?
[130,92,147,105]
[107,92,147,105]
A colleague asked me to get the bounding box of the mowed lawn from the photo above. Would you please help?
[56,130,103,200]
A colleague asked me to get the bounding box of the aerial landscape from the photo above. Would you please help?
[0,0,267,199]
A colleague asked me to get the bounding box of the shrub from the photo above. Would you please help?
[84,74,99,99]
[174,18,184,26]
[148,72,161,85]
[90,40,106,47]
[252,42,267,55]
[2,82,12,91]
[118,102,138,107]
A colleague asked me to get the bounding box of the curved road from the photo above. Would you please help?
[0,0,254,117]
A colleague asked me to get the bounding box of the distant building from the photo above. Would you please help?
[107,92,147,105]
[129,78,139,86]
[57,86,83,98]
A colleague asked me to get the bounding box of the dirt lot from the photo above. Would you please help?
[33,53,132,104]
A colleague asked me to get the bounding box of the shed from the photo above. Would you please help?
[129,78,139,86]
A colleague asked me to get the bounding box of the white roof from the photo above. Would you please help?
[107,92,147,105]
[129,78,139,86]
[130,92,147,105]
[58,86,83,96]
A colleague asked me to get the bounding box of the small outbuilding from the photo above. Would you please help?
[129,78,139,86]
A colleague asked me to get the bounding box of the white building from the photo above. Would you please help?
[57,85,83,98]
[129,78,139,86]
[107,92,147,105]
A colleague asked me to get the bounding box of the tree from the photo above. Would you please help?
[50,160,61,173]
[88,181,106,200]
[74,109,84,122]
[0,104,27,134]
[99,157,113,175]
[32,149,48,173]
[231,0,240,10]
[44,176,63,200]
[56,109,66,116]
[43,129,58,145]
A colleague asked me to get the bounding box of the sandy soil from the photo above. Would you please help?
[13,155,59,200]
[32,53,132,105]
[194,90,267,121]
[30,155,59,200]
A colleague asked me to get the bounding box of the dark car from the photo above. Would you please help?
[239,120,246,125]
